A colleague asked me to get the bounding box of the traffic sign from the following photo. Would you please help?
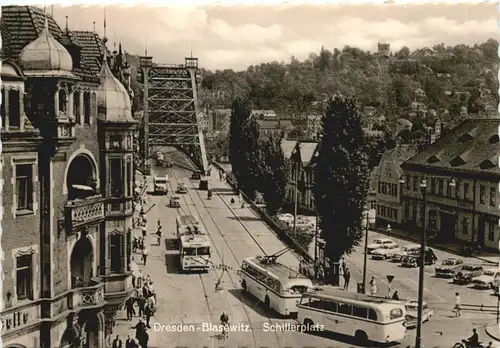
[386,275,394,284]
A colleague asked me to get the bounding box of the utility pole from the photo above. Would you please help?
[415,178,428,348]
[292,154,299,236]
[314,213,319,272]
[362,211,369,294]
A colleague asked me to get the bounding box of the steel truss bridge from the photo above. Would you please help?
[136,56,208,174]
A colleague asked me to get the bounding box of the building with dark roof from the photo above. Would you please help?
[1,6,136,347]
[401,118,500,250]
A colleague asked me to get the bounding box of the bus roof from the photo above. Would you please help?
[177,215,200,226]
[304,286,403,307]
[244,257,306,281]
[181,234,211,247]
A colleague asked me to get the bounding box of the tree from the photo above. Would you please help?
[313,95,370,286]
[229,97,262,199]
[260,135,288,215]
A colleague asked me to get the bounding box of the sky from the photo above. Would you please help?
[50,3,498,71]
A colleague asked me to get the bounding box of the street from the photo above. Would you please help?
[113,147,495,347]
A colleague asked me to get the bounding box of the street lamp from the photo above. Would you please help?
[415,177,428,348]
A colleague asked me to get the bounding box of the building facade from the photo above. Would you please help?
[375,144,418,226]
[401,119,500,250]
[1,6,135,348]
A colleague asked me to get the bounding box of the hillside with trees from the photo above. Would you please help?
[199,40,498,125]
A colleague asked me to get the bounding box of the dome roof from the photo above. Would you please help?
[97,57,134,123]
[20,15,74,75]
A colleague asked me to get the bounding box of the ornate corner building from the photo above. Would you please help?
[1,6,136,348]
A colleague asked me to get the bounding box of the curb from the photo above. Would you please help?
[485,322,500,342]
[371,227,498,265]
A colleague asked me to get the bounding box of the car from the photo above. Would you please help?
[404,300,433,328]
[191,172,202,180]
[435,258,464,278]
[371,244,401,260]
[169,195,181,208]
[472,268,500,289]
[367,238,396,254]
[391,244,421,262]
[278,213,295,223]
[453,264,484,285]
[401,255,418,268]
[176,183,188,194]
[409,247,438,265]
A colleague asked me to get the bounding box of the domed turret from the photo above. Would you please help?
[20,14,73,75]
[96,37,134,123]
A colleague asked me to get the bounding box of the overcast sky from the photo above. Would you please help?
[51,3,497,71]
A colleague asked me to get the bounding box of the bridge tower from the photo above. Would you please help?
[137,56,208,174]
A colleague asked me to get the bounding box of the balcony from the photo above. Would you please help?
[103,273,134,307]
[65,195,105,232]
[68,282,106,310]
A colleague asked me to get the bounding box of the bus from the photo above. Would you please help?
[239,256,313,316]
[153,175,168,195]
[176,215,202,238]
[297,288,406,344]
[179,233,211,272]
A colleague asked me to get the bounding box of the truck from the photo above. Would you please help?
[153,175,168,195]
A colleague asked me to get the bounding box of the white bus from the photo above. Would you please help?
[153,175,168,195]
[239,256,313,316]
[297,288,406,344]
[179,233,211,272]
[176,215,202,237]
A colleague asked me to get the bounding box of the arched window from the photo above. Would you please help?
[8,89,21,128]
[73,90,81,123]
[58,89,67,113]
[84,92,91,124]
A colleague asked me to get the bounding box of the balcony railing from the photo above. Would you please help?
[65,195,105,231]
[69,282,105,310]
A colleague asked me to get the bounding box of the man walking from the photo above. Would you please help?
[343,268,351,290]
[112,335,123,348]
[125,335,135,348]
[369,276,377,296]
[142,246,148,266]
[145,302,153,328]
[125,297,135,320]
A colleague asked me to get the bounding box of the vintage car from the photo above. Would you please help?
[472,268,500,289]
[404,300,434,328]
[367,238,396,254]
[453,264,484,285]
[435,258,463,278]
[391,244,420,263]
[169,195,181,208]
[191,172,202,180]
[371,244,400,260]
[401,255,419,268]
[176,183,188,194]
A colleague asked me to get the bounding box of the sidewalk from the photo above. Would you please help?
[372,226,499,265]
[485,322,500,342]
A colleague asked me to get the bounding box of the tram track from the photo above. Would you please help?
[178,176,288,347]
[165,168,261,348]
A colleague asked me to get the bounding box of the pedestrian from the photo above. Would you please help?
[126,297,135,320]
[112,335,123,348]
[230,197,235,205]
[392,289,400,300]
[222,172,226,182]
[369,276,377,296]
[317,264,324,283]
[453,292,461,317]
[125,335,135,348]
[141,225,147,239]
[343,268,351,290]
[340,256,346,276]
[131,318,147,341]
[137,271,143,288]
[137,296,146,317]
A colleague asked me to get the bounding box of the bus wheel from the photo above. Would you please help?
[303,319,314,332]
[354,330,368,343]
[264,296,270,310]
[241,280,247,292]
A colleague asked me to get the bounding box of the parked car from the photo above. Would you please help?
[176,183,188,194]
[435,258,464,278]
[401,255,418,268]
[404,300,433,328]
[391,244,420,263]
[400,248,436,267]
[371,244,400,260]
[453,264,484,285]
[278,213,294,224]
[472,268,500,289]
[169,195,181,208]
[367,238,396,254]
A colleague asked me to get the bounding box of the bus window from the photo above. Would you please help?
[352,305,368,319]
[300,297,310,306]
[197,247,210,255]
[184,248,196,256]
[368,308,378,321]
[389,308,403,319]
[309,298,322,309]
[323,300,338,313]
[338,303,352,316]
[290,285,309,294]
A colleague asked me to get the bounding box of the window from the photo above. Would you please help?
[109,134,122,150]
[16,254,33,300]
[58,89,67,113]
[430,178,436,193]
[337,303,352,315]
[8,89,20,128]
[389,308,403,319]
[323,300,338,313]
[16,164,34,211]
[308,298,322,309]
[490,187,496,207]
[455,181,461,199]
[480,185,486,204]
[378,182,382,193]
[438,180,444,195]
[73,91,80,122]
[368,308,378,321]
[109,158,123,197]
[413,176,418,191]
[110,234,123,273]
[488,223,496,241]
[446,181,452,197]
[404,203,410,219]
[462,217,469,235]
[1,88,5,124]
[463,183,470,201]
[405,175,410,190]
[83,92,91,124]
[126,158,133,197]
[352,305,368,318]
